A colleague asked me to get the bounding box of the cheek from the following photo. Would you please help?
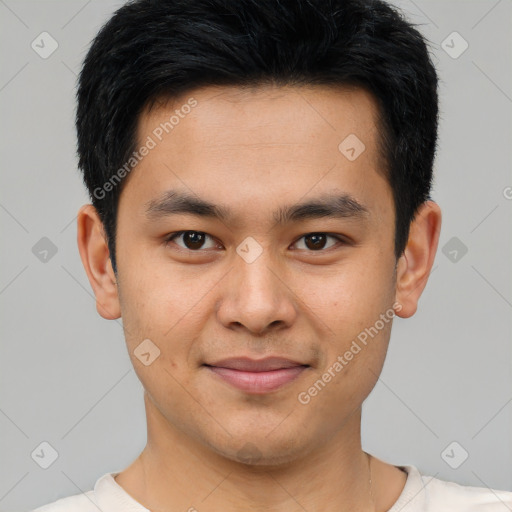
[296,256,395,326]
[117,243,190,325]
[294,249,396,388]
[116,267,188,363]
[117,274,198,413]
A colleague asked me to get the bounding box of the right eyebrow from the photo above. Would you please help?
[145,190,231,221]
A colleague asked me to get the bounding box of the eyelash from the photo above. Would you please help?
[164,231,348,253]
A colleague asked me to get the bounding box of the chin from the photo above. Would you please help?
[205,429,314,468]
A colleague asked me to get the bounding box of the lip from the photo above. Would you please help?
[204,357,309,394]
[206,356,306,372]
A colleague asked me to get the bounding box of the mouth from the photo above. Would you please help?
[203,357,310,394]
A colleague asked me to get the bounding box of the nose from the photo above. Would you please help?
[215,248,298,336]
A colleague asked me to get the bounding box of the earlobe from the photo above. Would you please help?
[77,204,121,320]
[395,200,442,318]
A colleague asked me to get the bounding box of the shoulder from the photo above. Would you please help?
[422,472,512,511]
[29,471,116,512]
[30,491,97,512]
[29,470,148,512]
[391,465,512,512]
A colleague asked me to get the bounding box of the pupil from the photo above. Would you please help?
[306,234,326,250]
[185,231,204,249]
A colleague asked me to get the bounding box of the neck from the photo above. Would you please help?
[116,394,376,512]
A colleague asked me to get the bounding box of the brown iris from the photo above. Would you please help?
[182,231,206,250]
[303,233,328,250]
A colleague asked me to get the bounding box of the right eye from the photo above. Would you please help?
[165,231,221,251]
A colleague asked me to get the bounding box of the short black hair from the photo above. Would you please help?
[76,0,439,274]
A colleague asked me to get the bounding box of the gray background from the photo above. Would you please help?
[0,0,511,510]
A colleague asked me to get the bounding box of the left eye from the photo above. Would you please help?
[166,231,218,251]
[293,233,342,251]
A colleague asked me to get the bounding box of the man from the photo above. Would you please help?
[33,0,512,510]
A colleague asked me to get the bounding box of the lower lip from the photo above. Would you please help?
[205,365,308,394]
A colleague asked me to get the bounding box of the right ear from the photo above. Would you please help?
[77,204,121,320]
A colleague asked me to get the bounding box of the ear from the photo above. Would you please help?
[77,204,121,320]
[395,200,442,318]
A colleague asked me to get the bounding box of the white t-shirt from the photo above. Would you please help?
[31,465,512,512]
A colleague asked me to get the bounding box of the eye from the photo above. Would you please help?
[292,233,344,251]
[165,231,219,251]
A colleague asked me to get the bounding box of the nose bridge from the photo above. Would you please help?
[238,248,279,304]
[217,240,296,334]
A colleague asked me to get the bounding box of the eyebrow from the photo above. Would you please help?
[145,189,370,225]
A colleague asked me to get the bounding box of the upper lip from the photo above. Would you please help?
[205,357,308,372]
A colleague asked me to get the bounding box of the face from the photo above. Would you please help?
[110,85,401,464]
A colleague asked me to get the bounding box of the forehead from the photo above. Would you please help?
[122,84,391,226]
[138,84,382,160]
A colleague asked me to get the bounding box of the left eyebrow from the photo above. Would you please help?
[273,194,370,224]
[144,189,370,224]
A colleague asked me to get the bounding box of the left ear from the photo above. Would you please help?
[395,200,442,318]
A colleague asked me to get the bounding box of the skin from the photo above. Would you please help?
[78,84,441,511]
